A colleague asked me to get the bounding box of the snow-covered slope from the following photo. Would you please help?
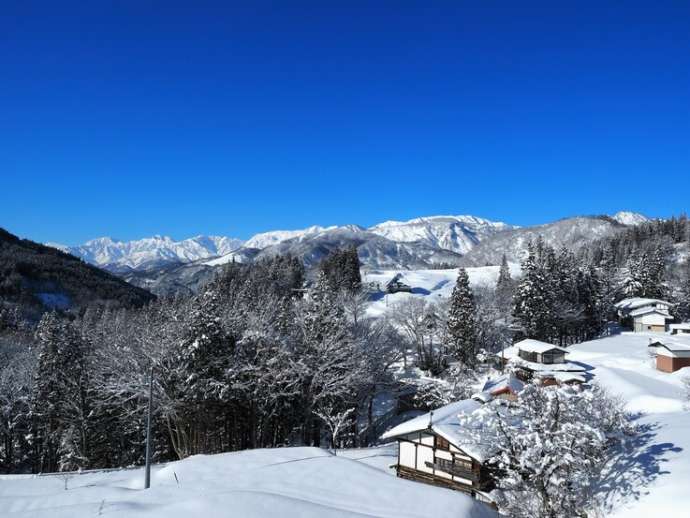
[52,235,244,270]
[244,225,338,249]
[459,216,626,266]
[0,446,496,518]
[253,226,464,269]
[612,211,650,226]
[565,333,690,517]
[368,215,515,255]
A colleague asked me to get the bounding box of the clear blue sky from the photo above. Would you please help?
[2,2,689,245]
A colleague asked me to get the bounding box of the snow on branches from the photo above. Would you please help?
[458,383,631,518]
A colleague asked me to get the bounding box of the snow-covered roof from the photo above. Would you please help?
[670,323,690,330]
[381,399,496,462]
[386,273,410,286]
[653,337,690,355]
[482,373,525,395]
[629,307,673,318]
[498,346,587,373]
[472,373,525,403]
[514,338,569,354]
[615,297,672,311]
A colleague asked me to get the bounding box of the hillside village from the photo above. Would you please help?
[1,215,690,517]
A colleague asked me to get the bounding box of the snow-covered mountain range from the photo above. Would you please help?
[50,215,516,271]
[50,235,243,271]
[48,212,649,293]
[368,215,514,255]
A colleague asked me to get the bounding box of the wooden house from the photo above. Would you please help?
[497,339,587,385]
[615,298,674,333]
[386,273,412,294]
[381,399,496,504]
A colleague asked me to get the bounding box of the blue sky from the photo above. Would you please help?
[2,2,689,245]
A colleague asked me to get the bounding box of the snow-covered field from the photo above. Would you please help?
[567,333,690,517]
[363,264,521,317]
[0,445,495,518]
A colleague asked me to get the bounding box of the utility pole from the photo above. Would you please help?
[144,365,153,489]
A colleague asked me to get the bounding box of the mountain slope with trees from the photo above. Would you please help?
[0,227,154,320]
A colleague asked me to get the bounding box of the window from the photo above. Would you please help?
[519,349,537,362]
[435,436,450,450]
[425,456,476,480]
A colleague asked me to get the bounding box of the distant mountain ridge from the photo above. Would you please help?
[48,214,516,271]
[51,235,243,271]
[1,227,154,319]
[46,211,650,296]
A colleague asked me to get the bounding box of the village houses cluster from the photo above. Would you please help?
[379,292,690,506]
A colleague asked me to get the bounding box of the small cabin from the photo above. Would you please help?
[614,298,674,333]
[381,399,495,505]
[651,338,690,373]
[386,273,412,294]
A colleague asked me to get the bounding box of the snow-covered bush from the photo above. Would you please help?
[459,383,631,518]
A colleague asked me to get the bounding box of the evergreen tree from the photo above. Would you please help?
[161,289,233,459]
[512,239,557,341]
[446,268,479,366]
[31,312,90,472]
[320,247,362,293]
[496,254,513,314]
[676,260,690,322]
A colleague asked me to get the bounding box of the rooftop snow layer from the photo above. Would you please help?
[513,338,569,354]
[614,298,673,311]
[380,399,497,462]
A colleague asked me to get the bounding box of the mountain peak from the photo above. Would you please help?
[611,211,650,226]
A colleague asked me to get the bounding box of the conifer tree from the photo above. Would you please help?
[512,239,557,341]
[31,312,90,472]
[496,254,513,314]
[446,268,479,366]
[676,260,690,322]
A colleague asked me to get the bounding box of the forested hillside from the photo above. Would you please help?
[0,227,154,320]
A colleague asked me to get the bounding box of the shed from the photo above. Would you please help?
[653,338,690,373]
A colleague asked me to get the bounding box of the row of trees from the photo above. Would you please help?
[0,253,406,473]
[512,238,608,345]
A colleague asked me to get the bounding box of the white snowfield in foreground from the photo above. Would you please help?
[0,446,496,518]
[567,333,690,518]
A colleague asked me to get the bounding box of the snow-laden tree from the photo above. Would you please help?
[0,329,34,473]
[295,272,361,446]
[161,289,233,459]
[512,239,557,341]
[391,297,443,370]
[447,268,479,367]
[675,260,690,322]
[314,405,355,454]
[459,383,630,518]
[31,312,91,472]
[496,254,514,314]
